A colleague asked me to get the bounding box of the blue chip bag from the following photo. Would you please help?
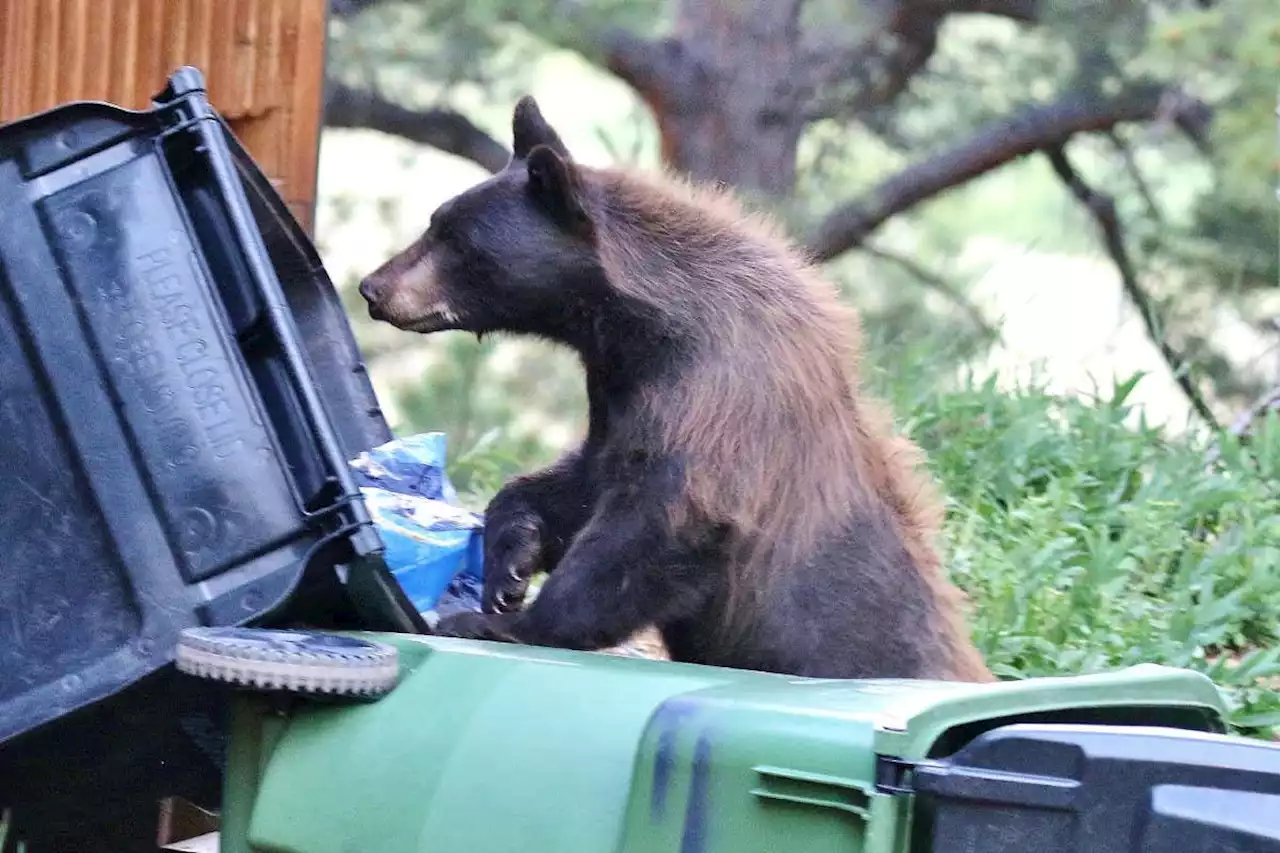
[349,431,461,503]
[349,433,485,621]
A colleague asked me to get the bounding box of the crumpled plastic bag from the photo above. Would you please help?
[349,434,669,659]
[348,433,484,624]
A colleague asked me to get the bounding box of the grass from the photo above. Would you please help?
[909,371,1280,737]
[445,366,1280,740]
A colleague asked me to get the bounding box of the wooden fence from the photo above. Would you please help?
[0,0,328,233]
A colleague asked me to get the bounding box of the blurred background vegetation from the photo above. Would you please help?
[313,0,1279,734]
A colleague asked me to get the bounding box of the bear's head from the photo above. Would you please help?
[358,97,607,343]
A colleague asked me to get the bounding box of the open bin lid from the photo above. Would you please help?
[867,663,1228,760]
[903,722,1280,853]
[860,665,1276,853]
[0,67,420,744]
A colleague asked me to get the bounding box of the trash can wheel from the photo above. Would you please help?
[175,627,399,698]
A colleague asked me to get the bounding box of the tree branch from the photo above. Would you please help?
[806,83,1211,261]
[1105,130,1164,227]
[1203,380,1280,467]
[601,31,699,110]
[1043,145,1219,430]
[1227,385,1280,438]
[801,28,938,122]
[323,81,511,173]
[861,243,999,339]
[798,0,1041,120]
[497,0,679,93]
[798,11,936,121]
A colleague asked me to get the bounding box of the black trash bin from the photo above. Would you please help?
[0,67,424,852]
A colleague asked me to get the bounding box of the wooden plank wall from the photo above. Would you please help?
[0,0,328,233]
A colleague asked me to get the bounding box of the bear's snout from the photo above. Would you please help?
[358,276,391,321]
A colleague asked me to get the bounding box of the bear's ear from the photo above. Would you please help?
[512,95,570,160]
[526,144,592,237]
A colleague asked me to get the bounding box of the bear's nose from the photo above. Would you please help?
[358,277,380,303]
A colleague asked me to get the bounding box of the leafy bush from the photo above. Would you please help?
[445,427,554,508]
[445,367,1280,739]
[909,372,1280,737]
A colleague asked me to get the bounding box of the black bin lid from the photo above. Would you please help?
[0,67,419,744]
[909,722,1280,853]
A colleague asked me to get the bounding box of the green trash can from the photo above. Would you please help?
[183,629,1280,853]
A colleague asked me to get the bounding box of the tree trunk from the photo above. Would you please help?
[632,0,806,197]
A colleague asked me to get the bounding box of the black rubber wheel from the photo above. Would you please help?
[175,627,399,698]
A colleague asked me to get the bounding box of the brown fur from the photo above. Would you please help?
[589,168,990,680]
[360,96,992,682]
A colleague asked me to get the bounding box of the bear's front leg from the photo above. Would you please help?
[438,478,719,651]
[481,449,594,614]
[431,610,521,643]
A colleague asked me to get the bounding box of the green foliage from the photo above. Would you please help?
[856,338,1278,741]
[444,426,555,509]
[910,372,1280,737]
[392,333,582,505]
[1141,1,1279,298]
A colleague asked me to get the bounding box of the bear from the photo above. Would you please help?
[357,95,992,682]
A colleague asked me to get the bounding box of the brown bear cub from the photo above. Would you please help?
[358,96,992,682]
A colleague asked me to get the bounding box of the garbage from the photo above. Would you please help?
[348,435,679,657]
[348,433,485,624]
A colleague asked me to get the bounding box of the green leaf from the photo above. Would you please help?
[1230,709,1280,730]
